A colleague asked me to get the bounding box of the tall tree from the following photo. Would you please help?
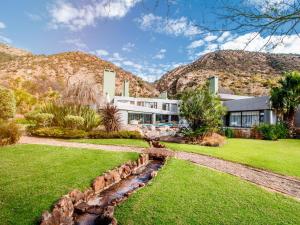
[270,71,300,134]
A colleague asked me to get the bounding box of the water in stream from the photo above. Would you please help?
[74,159,164,225]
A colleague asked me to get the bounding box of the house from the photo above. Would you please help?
[103,70,300,128]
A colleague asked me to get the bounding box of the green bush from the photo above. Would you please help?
[0,121,21,146]
[40,103,101,131]
[64,115,84,129]
[14,118,35,125]
[0,86,16,120]
[88,130,143,139]
[224,127,234,138]
[27,127,87,139]
[254,123,288,140]
[34,113,54,127]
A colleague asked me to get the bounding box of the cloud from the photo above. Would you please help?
[195,32,300,57]
[122,42,135,52]
[49,0,140,31]
[136,13,201,37]
[26,12,42,21]
[0,22,6,29]
[95,49,109,56]
[62,38,87,49]
[246,0,296,12]
[153,48,166,59]
[0,35,12,43]
[204,34,218,42]
[187,40,204,49]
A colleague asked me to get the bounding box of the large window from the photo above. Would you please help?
[156,114,169,123]
[229,111,263,127]
[162,103,170,111]
[144,102,157,109]
[128,113,152,124]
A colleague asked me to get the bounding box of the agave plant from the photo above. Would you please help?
[101,104,121,132]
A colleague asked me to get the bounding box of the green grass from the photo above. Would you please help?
[0,144,138,225]
[69,138,149,148]
[164,139,300,178]
[116,159,300,225]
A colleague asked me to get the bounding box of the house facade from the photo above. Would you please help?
[102,70,300,128]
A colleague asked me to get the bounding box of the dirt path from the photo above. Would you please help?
[19,136,300,201]
[19,136,144,153]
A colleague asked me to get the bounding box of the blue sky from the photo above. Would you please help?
[0,0,299,82]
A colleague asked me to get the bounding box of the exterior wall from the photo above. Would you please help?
[263,110,277,125]
[119,110,128,126]
[103,70,116,99]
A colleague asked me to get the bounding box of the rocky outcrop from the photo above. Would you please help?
[155,50,300,97]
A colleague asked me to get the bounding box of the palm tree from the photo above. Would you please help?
[270,71,300,135]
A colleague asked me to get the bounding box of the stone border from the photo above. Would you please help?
[40,153,150,225]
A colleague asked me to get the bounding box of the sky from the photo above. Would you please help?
[0,0,300,82]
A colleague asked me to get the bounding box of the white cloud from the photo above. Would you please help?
[137,13,201,37]
[217,31,231,43]
[122,42,135,52]
[0,35,12,44]
[187,39,204,49]
[204,34,218,42]
[195,32,300,57]
[49,0,140,31]
[95,49,109,56]
[153,48,166,59]
[62,38,87,49]
[0,22,6,29]
[247,0,296,12]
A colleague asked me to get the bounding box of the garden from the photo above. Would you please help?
[0,72,300,225]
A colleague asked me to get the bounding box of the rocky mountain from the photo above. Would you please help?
[155,50,300,97]
[0,43,158,99]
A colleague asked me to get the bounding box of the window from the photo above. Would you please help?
[162,103,170,111]
[128,113,152,124]
[145,102,157,109]
[229,112,241,127]
[156,114,169,123]
[229,111,262,127]
[171,104,178,112]
[137,101,144,107]
[171,115,179,123]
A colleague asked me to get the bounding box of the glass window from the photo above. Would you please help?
[242,111,260,127]
[229,112,241,127]
[137,101,144,106]
[128,113,152,124]
[162,103,170,111]
[171,104,178,112]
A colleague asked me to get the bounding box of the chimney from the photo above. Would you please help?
[122,80,129,97]
[103,69,116,101]
[159,91,168,99]
[208,76,218,94]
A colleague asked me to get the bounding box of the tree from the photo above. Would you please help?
[0,86,16,120]
[180,83,226,135]
[270,71,300,134]
[101,104,121,132]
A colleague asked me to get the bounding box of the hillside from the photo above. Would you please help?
[0,44,158,99]
[155,50,300,97]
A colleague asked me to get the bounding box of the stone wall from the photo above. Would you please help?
[40,154,150,225]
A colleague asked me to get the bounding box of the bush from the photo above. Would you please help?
[101,104,121,132]
[253,123,288,140]
[27,127,87,139]
[64,115,84,129]
[0,121,21,146]
[0,86,16,120]
[88,130,143,139]
[224,127,234,138]
[34,113,54,127]
[40,103,101,131]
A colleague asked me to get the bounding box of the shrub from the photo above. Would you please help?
[64,115,84,129]
[0,121,22,146]
[101,104,121,132]
[224,127,234,138]
[88,130,143,139]
[253,123,288,140]
[27,127,87,139]
[201,133,226,147]
[40,103,101,131]
[34,113,54,127]
[0,86,16,120]
[14,118,35,125]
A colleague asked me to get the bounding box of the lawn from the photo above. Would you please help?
[115,159,300,225]
[0,144,138,225]
[164,139,300,178]
[69,138,149,148]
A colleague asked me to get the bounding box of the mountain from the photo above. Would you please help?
[155,50,300,97]
[0,44,158,99]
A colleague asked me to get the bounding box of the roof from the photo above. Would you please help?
[219,93,253,101]
[223,96,271,111]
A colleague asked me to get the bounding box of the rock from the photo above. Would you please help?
[74,202,90,214]
[68,189,84,204]
[138,183,145,188]
[95,206,115,225]
[150,171,158,178]
[83,188,95,202]
[56,196,74,218]
[104,173,114,187]
[110,170,121,183]
[93,176,106,192]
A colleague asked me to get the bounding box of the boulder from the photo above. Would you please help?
[68,189,84,204]
[92,176,106,192]
[104,173,114,187]
[110,170,121,183]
